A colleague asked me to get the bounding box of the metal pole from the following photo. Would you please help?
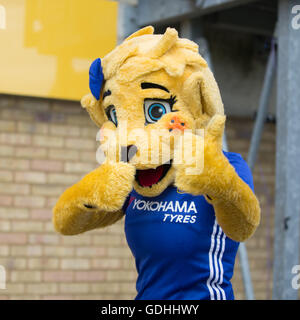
[117,2,138,43]
[238,243,255,299]
[223,132,255,300]
[180,19,193,39]
[247,38,277,171]
[273,0,300,300]
[242,31,277,301]
[222,134,255,300]
[193,23,255,300]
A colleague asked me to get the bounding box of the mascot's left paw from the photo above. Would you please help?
[174,114,230,196]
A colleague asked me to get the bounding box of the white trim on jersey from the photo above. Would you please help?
[206,219,227,300]
[207,221,218,299]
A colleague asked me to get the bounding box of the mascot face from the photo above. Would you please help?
[82,26,224,197]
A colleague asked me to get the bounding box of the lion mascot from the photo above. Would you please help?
[53,26,260,300]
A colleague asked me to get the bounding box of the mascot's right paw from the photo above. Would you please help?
[69,161,135,211]
[53,161,135,235]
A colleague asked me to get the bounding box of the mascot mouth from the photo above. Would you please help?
[135,160,172,187]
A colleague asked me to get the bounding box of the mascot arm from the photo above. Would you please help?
[53,161,135,235]
[175,115,261,242]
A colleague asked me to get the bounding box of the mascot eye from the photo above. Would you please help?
[105,105,118,126]
[144,99,172,124]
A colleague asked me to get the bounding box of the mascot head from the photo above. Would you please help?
[81,26,224,197]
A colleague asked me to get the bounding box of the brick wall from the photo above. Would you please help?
[0,95,275,299]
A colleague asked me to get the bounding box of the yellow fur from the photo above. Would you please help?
[81,93,105,127]
[53,161,135,235]
[53,26,260,242]
[124,26,154,41]
[174,115,260,241]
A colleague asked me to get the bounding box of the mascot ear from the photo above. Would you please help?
[81,58,106,128]
[89,58,104,100]
[182,68,224,128]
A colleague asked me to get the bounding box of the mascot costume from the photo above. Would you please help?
[53,26,260,300]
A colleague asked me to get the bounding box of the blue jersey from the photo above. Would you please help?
[123,152,254,300]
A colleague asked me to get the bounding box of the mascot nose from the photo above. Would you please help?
[168,115,187,132]
[121,145,138,162]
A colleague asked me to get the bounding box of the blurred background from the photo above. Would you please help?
[0,0,299,300]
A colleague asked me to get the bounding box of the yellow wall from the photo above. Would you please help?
[0,0,118,100]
